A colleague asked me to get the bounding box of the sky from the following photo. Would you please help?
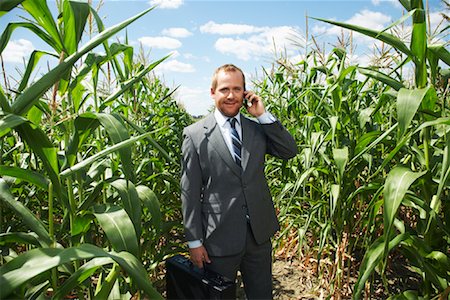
[1,0,447,116]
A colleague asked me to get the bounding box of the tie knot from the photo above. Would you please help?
[229,118,237,129]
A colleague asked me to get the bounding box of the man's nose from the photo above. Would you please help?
[227,90,237,98]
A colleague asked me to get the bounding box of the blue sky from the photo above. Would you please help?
[1,0,447,116]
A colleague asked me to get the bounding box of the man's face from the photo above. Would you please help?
[211,70,244,117]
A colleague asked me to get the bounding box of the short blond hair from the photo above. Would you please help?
[211,64,246,91]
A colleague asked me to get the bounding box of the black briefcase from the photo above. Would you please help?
[166,254,236,299]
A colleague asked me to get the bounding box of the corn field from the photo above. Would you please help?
[0,0,449,299]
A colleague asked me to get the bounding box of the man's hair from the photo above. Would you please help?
[211,64,246,91]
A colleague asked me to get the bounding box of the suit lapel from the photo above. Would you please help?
[203,114,242,177]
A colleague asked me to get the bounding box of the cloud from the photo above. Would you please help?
[2,39,34,63]
[175,85,213,116]
[200,21,264,35]
[162,27,192,38]
[149,0,183,9]
[138,36,182,49]
[156,59,195,73]
[213,26,300,61]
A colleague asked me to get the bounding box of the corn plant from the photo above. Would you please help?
[0,0,191,298]
[257,0,449,297]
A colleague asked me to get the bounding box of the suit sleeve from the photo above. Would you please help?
[180,128,204,242]
[262,120,298,159]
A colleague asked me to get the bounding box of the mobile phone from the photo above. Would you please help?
[243,91,252,108]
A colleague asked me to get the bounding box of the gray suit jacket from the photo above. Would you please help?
[181,112,297,256]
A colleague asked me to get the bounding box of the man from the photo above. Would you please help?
[180,64,297,299]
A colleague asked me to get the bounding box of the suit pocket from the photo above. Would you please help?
[201,202,221,213]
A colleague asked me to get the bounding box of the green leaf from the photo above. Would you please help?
[353,234,408,299]
[21,0,63,52]
[97,113,134,182]
[397,87,436,137]
[62,0,90,55]
[54,257,114,299]
[93,204,139,257]
[0,244,163,299]
[383,167,426,260]
[0,178,52,247]
[60,130,155,178]
[358,67,404,91]
[100,54,170,110]
[18,50,58,93]
[0,232,40,247]
[333,147,348,182]
[0,0,24,17]
[428,44,450,66]
[0,22,58,55]
[312,17,412,57]
[11,6,154,115]
[137,185,161,231]
[0,113,27,138]
[109,179,142,239]
[0,166,49,190]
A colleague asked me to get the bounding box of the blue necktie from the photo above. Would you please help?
[229,118,242,168]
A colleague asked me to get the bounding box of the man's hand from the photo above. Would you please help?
[244,91,265,117]
[189,245,211,268]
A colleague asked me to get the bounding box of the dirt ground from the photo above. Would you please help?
[235,258,327,299]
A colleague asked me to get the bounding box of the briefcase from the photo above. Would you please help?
[165,254,237,299]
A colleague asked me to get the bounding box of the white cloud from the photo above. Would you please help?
[176,85,213,116]
[372,0,401,7]
[149,0,183,9]
[2,39,34,63]
[156,59,195,73]
[213,26,300,61]
[162,27,192,38]
[200,21,265,35]
[138,36,182,49]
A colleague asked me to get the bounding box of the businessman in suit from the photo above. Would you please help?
[180,64,297,299]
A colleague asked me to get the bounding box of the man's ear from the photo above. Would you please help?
[210,87,215,96]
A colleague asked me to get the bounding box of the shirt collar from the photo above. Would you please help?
[214,108,241,127]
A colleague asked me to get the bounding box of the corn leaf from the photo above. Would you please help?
[0,232,40,247]
[11,6,154,116]
[109,179,142,239]
[383,167,426,261]
[333,147,348,182]
[54,257,114,299]
[312,17,412,57]
[397,87,435,138]
[358,67,404,91]
[97,114,135,182]
[93,204,139,257]
[0,0,24,17]
[0,22,57,55]
[353,234,409,299]
[0,166,49,190]
[428,44,450,66]
[21,0,63,52]
[62,0,90,55]
[100,54,170,110]
[0,178,52,247]
[0,113,27,137]
[18,50,58,93]
[60,130,155,178]
[0,244,163,299]
[137,185,162,231]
